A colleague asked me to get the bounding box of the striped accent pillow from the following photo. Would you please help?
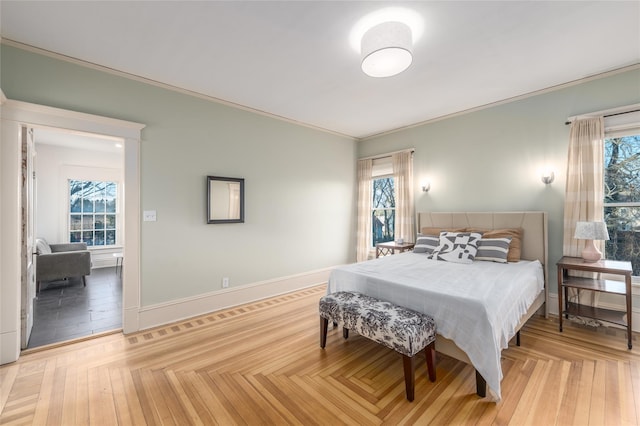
[413,234,439,254]
[475,237,512,263]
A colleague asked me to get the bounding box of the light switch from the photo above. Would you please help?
[143,210,157,222]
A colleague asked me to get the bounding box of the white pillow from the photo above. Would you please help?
[428,232,482,264]
[35,238,51,255]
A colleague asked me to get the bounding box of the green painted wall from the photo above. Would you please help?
[358,67,640,297]
[3,42,638,306]
[1,44,357,305]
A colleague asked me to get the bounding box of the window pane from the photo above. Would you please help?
[106,230,116,245]
[95,198,106,213]
[70,231,81,243]
[82,214,94,230]
[105,183,117,213]
[82,231,94,246]
[69,179,83,213]
[605,206,640,275]
[605,136,640,204]
[94,231,105,246]
[106,214,116,229]
[93,181,106,212]
[70,215,82,231]
[82,197,94,213]
[372,209,395,245]
[373,177,395,209]
[95,215,105,229]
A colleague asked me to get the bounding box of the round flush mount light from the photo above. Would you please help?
[350,7,424,78]
[361,21,413,78]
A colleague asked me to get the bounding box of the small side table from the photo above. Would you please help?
[113,252,124,277]
[557,256,633,349]
[376,241,415,258]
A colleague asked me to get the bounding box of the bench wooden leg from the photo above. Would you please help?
[320,317,328,348]
[424,341,436,382]
[516,330,521,346]
[402,354,415,401]
[343,328,349,339]
[475,370,487,397]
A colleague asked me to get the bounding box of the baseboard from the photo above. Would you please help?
[136,267,332,331]
[0,330,20,364]
[548,292,640,333]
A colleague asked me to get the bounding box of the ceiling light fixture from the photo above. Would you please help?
[361,21,413,78]
[350,7,424,78]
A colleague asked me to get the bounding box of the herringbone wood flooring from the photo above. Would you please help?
[1,284,639,425]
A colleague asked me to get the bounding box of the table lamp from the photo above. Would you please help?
[574,221,609,262]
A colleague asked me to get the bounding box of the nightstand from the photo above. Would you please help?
[556,256,633,349]
[376,241,415,258]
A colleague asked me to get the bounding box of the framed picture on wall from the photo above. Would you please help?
[207,176,244,224]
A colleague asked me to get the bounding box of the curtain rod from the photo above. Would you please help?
[358,148,415,161]
[564,106,640,125]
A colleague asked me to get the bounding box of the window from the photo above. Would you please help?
[69,180,117,246]
[372,176,395,246]
[604,134,640,275]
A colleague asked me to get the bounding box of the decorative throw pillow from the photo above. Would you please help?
[428,232,482,264]
[35,238,51,255]
[420,227,466,236]
[413,234,439,254]
[467,228,523,262]
[475,237,512,263]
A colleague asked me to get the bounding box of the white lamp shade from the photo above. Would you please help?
[361,21,413,78]
[574,221,609,262]
[574,221,610,241]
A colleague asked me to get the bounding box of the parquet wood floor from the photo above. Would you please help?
[1,284,639,425]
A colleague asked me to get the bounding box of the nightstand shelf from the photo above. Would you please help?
[375,241,415,258]
[557,256,633,349]
[565,302,627,328]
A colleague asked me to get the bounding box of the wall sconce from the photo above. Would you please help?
[421,181,431,192]
[541,170,555,185]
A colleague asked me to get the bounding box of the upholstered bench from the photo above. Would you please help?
[319,291,436,401]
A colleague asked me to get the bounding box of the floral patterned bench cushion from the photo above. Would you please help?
[319,291,436,357]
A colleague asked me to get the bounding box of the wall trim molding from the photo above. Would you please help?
[1,39,354,141]
[136,267,333,331]
[359,63,640,141]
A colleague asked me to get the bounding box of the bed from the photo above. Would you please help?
[327,211,548,401]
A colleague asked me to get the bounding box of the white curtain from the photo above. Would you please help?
[563,117,605,309]
[392,151,415,243]
[356,159,373,262]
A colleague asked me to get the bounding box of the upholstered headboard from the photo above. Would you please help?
[417,211,548,265]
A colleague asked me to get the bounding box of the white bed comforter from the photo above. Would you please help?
[327,252,544,401]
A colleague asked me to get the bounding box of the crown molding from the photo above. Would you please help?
[1,39,356,141]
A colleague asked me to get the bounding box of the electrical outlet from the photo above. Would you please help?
[222,277,229,288]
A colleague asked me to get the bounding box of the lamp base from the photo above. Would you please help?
[581,239,602,263]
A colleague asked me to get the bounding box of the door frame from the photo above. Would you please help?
[1,98,145,364]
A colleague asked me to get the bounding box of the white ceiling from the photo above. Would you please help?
[2,1,639,140]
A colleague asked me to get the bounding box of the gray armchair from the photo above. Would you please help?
[35,238,92,293]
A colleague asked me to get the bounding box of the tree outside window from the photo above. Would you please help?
[69,180,117,246]
[372,177,395,246]
[604,135,640,275]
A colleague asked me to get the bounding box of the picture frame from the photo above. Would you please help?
[207,176,244,224]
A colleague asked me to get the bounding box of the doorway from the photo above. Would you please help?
[0,98,144,364]
[25,127,125,349]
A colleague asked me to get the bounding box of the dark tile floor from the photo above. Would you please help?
[27,267,122,349]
